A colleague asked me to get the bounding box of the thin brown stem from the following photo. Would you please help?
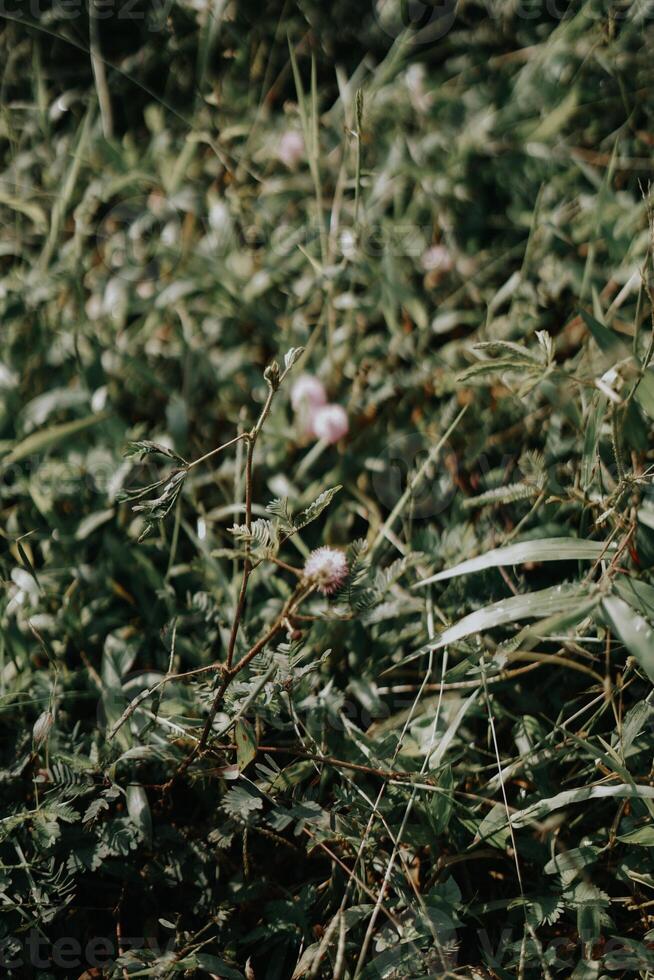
[228,744,430,784]
[187,433,247,471]
[166,354,304,788]
[170,583,312,787]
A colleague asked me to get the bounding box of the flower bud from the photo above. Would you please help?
[32,711,53,749]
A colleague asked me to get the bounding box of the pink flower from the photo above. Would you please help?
[277,130,305,168]
[291,374,327,412]
[304,547,348,594]
[311,403,349,444]
[421,244,453,273]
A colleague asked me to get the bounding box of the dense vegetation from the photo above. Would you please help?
[2,2,654,976]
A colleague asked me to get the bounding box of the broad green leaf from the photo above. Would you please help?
[614,577,654,620]
[579,308,628,355]
[428,688,479,769]
[426,584,592,652]
[126,784,153,848]
[602,595,654,684]
[474,803,510,849]
[510,784,654,828]
[101,633,138,751]
[472,340,543,364]
[416,538,614,586]
[510,596,601,650]
[74,508,115,541]
[614,701,654,755]
[193,954,244,979]
[617,825,654,846]
[1,412,109,468]
[235,718,257,770]
[633,368,654,421]
[544,846,599,878]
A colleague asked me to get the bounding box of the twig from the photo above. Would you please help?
[163,354,303,786]
[169,582,313,787]
[187,433,247,471]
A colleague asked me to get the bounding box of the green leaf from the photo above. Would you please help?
[267,496,295,531]
[474,803,510,849]
[74,508,115,541]
[283,346,305,373]
[458,358,539,381]
[617,825,654,846]
[295,485,342,530]
[426,584,592,652]
[602,595,654,683]
[126,784,153,848]
[544,846,599,879]
[571,880,609,941]
[428,688,479,768]
[426,765,453,835]
[193,955,245,978]
[614,577,654,619]
[123,440,188,466]
[235,719,257,770]
[581,393,606,490]
[472,340,544,364]
[416,538,614,586]
[579,308,627,354]
[221,786,263,822]
[510,784,654,829]
[1,412,109,468]
[633,368,654,421]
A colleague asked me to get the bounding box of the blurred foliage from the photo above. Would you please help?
[2,1,654,977]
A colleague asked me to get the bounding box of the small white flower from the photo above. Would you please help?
[304,547,348,595]
[312,403,349,444]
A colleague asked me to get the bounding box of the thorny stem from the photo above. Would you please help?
[165,354,303,787]
[170,583,313,786]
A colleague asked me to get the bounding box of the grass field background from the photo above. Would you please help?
[2,2,654,976]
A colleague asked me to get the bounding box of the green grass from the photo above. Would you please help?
[2,3,654,977]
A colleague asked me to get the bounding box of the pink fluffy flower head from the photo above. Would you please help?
[421,244,453,273]
[277,130,305,168]
[291,374,327,412]
[304,547,348,595]
[312,403,349,444]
